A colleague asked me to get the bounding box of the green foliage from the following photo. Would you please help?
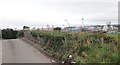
[75,43,118,63]
[30,30,118,63]
[2,28,18,39]
[54,27,61,31]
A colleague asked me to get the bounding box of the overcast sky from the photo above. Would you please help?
[0,0,119,29]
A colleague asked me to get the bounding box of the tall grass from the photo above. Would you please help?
[30,30,118,63]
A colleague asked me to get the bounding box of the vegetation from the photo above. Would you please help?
[2,28,18,39]
[17,30,25,37]
[54,27,61,31]
[107,34,118,42]
[23,26,30,30]
[29,30,118,63]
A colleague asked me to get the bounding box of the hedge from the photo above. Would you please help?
[30,30,118,63]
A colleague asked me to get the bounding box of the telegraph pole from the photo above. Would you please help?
[82,18,84,27]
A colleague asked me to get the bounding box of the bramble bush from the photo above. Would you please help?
[30,30,118,63]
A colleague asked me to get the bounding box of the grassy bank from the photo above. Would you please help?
[28,30,118,63]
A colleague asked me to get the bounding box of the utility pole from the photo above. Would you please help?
[82,18,84,27]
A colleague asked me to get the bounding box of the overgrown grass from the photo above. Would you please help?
[29,30,118,63]
[106,34,118,42]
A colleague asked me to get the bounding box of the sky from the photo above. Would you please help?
[0,0,119,29]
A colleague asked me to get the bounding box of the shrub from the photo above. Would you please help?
[30,30,118,63]
[2,28,18,39]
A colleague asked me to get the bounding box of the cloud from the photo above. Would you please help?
[0,0,118,29]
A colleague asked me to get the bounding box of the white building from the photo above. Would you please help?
[102,25,109,31]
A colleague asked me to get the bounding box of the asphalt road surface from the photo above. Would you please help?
[2,39,52,63]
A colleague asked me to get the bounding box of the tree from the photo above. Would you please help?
[23,26,30,30]
[2,28,18,39]
[54,27,61,31]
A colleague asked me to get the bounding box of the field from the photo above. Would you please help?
[22,30,119,63]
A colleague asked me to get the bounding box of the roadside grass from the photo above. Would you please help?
[106,34,119,47]
[23,30,118,63]
[106,34,118,42]
[74,43,118,63]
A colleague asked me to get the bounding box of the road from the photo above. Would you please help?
[2,39,52,63]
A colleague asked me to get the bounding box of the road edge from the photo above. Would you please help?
[20,38,59,63]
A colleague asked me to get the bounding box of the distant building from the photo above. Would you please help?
[102,25,108,31]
